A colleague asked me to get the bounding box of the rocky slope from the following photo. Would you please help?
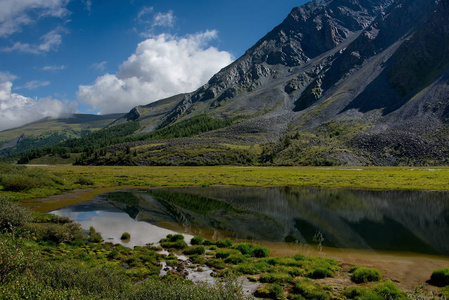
[8,0,448,166]
[113,0,448,166]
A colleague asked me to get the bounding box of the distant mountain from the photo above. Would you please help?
[9,0,449,166]
[0,114,123,161]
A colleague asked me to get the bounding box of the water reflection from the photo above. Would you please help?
[52,200,190,248]
[53,187,449,256]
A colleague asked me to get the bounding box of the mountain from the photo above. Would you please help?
[11,0,449,166]
[0,114,123,162]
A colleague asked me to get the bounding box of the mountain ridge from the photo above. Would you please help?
[6,0,449,166]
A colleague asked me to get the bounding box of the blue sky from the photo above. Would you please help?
[0,0,305,131]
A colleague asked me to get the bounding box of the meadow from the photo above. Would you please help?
[3,165,449,203]
[2,163,449,299]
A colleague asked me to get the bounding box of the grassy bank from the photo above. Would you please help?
[2,164,449,202]
[2,199,448,299]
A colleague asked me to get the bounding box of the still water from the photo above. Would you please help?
[53,186,449,256]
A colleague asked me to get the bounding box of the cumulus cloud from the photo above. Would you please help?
[77,31,233,114]
[0,0,70,37]
[0,72,70,131]
[2,27,66,54]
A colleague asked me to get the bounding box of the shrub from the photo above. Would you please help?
[121,232,131,240]
[75,176,94,186]
[234,243,270,258]
[132,277,251,300]
[32,212,72,224]
[294,254,306,261]
[371,281,407,300]
[215,249,240,259]
[34,222,84,244]
[183,246,205,255]
[160,234,187,250]
[430,268,449,287]
[203,240,216,246]
[351,267,382,283]
[88,226,103,243]
[1,174,40,191]
[0,236,35,284]
[307,267,334,279]
[259,273,293,283]
[216,238,233,248]
[191,236,204,245]
[0,197,32,232]
[224,254,248,265]
[343,287,381,300]
[254,284,284,299]
[292,279,329,300]
[253,245,270,258]
[234,243,253,255]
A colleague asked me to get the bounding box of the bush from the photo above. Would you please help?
[371,281,407,300]
[191,236,204,245]
[75,176,94,186]
[0,197,32,232]
[253,245,270,258]
[343,287,381,300]
[1,174,40,191]
[430,268,449,287]
[0,236,35,284]
[88,226,103,243]
[160,234,187,250]
[216,238,233,248]
[32,212,72,224]
[351,267,382,283]
[259,273,293,283]
[254,284,284,299]
[292,279,329,300]
[33,222,84,244]
[308,267,334,279]
[183,246,205,255]
[121,232,131,240]
[224,254,248,265]
[132,277,251,300]
[234,243,270,258]
[215,249,240,259]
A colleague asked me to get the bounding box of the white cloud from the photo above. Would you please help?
[91,61,107,71]
[153,11,175,28]
[83,0,92,13]
[137,6,154,24]
[0,0,70,38]
[1,27,66,54]
[0,73,70,131]
[15,80,50,90]
[78,31,234,114]
[41,64,66,71]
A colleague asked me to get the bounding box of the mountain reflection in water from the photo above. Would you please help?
[55,187,449,256]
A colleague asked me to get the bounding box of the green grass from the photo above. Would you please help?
[350,266,382,283]
[2,164,449,210]
[430,268,449,287]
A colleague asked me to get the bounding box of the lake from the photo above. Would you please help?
[52,186,449,256]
